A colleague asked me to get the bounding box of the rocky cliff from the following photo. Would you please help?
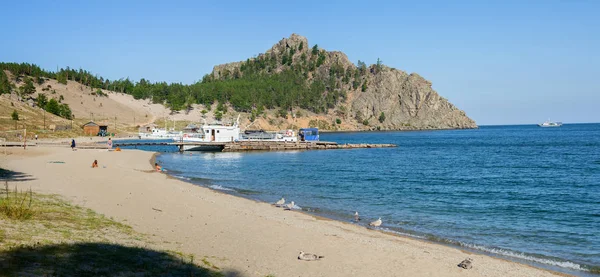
[211,34,477,130]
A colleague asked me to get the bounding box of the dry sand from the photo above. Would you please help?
[0,147,567,277]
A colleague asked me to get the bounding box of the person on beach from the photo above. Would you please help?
[107,138,113,149]
[71,139,76,151]
[35,134,38,140]
[155,163,162,172]
[92,160,98,168]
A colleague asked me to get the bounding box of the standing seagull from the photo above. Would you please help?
[274,198,285,207]
[298,251,325,261]
[369,217,382,227]
[284,201,295,210]
[354,211,361,222]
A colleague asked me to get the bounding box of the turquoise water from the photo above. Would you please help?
[120,124,600,275]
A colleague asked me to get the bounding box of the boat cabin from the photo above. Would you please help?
[201,124,240,142]
[299,128,319,141]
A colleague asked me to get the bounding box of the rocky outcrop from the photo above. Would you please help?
[210,34,477,130]
[351,67,477,129]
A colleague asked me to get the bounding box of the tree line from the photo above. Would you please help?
[1,48,379,118]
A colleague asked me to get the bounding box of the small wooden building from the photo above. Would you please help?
[83,121,108,136]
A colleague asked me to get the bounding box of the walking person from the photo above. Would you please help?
[71,139,76,151]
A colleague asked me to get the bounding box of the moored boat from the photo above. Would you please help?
[174,116,241,148]
[240,129,298,142]
[139,128,181,139]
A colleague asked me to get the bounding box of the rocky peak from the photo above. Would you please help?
[266,33,309,56]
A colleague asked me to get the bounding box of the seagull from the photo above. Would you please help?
[354,211,361,221]
[298,251,324,261]
[284,201,295,210]
[369,217,382,227]
[274,197,285,207]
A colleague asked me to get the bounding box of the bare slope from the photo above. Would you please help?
[0,72,205,136]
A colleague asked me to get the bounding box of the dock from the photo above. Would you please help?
[1,140,396,152]
[220,141,396,152]
[112,141,396,152]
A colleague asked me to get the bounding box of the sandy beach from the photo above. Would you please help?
[0,146,567,277]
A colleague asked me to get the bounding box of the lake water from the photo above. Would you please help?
[120,124,600,275]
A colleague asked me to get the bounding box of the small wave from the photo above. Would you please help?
[174,175,191,181]
[188,177,214,185]
[190,177,212,182]
[209,185,235,192]
[235,188,261,195]
[459,242,588,272]
[165,169,183,174]
[378,227,428,240]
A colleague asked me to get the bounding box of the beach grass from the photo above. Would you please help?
[0,182,224,276]
[0,181,34,220]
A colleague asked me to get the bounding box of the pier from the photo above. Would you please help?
[1,140,396,152]
[111,141,396,152]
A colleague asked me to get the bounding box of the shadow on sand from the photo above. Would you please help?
[0,242,246,277]
[0,168,35,182]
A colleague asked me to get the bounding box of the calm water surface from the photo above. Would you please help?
[120,124,600,275]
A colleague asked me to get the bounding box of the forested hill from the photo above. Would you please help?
[1,34,477,130]
[206,34,476,129]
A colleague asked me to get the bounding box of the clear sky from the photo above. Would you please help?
[1,0,598,125]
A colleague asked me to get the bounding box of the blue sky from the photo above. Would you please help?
[1,0,598,125]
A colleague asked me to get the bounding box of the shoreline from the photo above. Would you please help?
[153,153,588,276]
[0,147,576,276]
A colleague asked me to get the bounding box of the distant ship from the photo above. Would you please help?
[538,120,562,127]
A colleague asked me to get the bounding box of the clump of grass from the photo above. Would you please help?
[201,257,221,270]
[0,181,35,220]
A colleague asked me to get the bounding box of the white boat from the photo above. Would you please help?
[174,116,241,151]
[139,128,182,139]
[240,129,298,142]
[538,120,562,127]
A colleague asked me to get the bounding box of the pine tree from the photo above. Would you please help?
[19,77,36,96]
[378,112,386,123]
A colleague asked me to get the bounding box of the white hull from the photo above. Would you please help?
[538,121,562,127]
[182,144,224,151]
